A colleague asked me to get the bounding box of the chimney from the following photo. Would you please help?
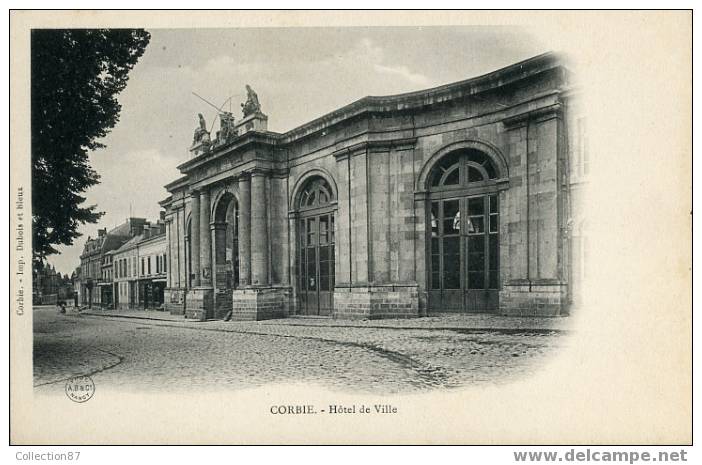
[143,224,151,239]
[98,228,107,237]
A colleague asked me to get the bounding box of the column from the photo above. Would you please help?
[190,190,201,287]
[238,174,251,286]
[199,189,212,287]
[165,220,172,288]
[212,222,227,289]
[251,170,269,285]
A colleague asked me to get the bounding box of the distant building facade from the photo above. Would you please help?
[98,250,115,308]
[137,228,167,309]
[78,218,148,308]
[112,221,167,310]
[33,263,72,305]
[114,235,140,310]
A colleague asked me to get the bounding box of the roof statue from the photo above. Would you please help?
[217,111,237,144]
[192,112,211,147]
[241,85,261,117]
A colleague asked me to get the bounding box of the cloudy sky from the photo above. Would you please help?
[50,26,545,275]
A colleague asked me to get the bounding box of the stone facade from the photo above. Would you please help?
[160,52,584,321]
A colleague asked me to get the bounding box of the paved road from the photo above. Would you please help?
[33,306,567,394]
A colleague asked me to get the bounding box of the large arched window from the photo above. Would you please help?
[426,148,504,314]
[428,149,500,189]
[295,175,336,317]
[298,177,334,210]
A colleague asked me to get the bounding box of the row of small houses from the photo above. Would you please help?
[74,215,168,310]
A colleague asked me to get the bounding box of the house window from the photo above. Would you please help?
[141,258,145,276]
[148,257,151,275]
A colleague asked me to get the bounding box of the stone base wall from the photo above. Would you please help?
[185,287,213,321]
[499,281,567,317]
[231,286,290,321]
[214,289,233,320]
[333,285,419,319]
[165,287,185,315]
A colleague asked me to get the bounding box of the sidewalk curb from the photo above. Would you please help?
[79,312,570,333]
[80,312,190,323]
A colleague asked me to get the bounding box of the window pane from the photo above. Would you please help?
[299,220,306,247]
[442,200,460,235]
[468,197,484,215]
[468,216,484,234]
[319,216,329,244]
[431,202,439,237]
[489,194,498,213]
[443,167,460,186]
[299,252,306,290]
[468,236,485,273]
[320,258,330,278]
[330,215,335,243]
[430,170,442,187]
[307,248,316,290]
[483,161,497,179]
[320,275,330,291]
[468,251,485,273]
[489,214,499,233]
[468,166,483,182]
[319,245,329,262]
[307,218,316,245]
[431,237,440,255]
[489,236,499,271]
[443,236,461,289]
[468,235,484,254]
[489,270,499,289]
[431,252,440,273]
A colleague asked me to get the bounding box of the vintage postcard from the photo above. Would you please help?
[9,10,692,445]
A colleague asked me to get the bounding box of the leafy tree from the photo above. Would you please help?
[31,29,151,267]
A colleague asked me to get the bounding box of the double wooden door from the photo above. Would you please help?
[428,193,500,312]
[297,212,335,316]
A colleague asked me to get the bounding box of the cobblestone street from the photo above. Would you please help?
[34,306,570,395]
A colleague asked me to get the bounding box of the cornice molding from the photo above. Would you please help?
[333,137,418,161]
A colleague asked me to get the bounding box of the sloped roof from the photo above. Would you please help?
[114,234,144,254]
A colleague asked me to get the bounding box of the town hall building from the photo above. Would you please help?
[160,52,586,321]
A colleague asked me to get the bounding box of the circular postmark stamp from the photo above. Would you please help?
[65,375,95,403]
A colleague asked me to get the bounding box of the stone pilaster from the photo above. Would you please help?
[199,189,212,286]
[250,170,269,285]
[500,104,566,316]
[237,174,251,286]
[190,190,201,287]
[165,219,172,288]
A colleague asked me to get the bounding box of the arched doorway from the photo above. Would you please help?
[426,148,505,312]
[296,176,336,316]
[212,192,239,318]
